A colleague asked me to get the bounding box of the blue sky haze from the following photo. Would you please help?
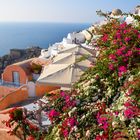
[0,0,139,23]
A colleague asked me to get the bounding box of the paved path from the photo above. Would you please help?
[9,96,41,108]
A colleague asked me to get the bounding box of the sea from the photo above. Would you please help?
[0,22,91,56]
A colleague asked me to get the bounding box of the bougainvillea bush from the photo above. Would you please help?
[45,15,140,140]
[3,13,140,140]
[2,107,47,140]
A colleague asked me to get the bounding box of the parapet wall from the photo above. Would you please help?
[35,83,60,96]
[0,86,17,98]
[0,86,28,110]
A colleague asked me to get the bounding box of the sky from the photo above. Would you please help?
[0,0,139,23]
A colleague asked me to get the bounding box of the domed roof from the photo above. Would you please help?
[135,5,140,14]
[111,9,122,16]
[136,5,140,9]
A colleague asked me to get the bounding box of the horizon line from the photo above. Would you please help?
[0,21,92,24]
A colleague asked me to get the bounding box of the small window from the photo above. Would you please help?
[12,71,20,85]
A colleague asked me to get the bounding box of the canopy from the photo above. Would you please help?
[37,64,85,88]
[52,52,92,66]
[59,44,93,56]
[37,45,93,88]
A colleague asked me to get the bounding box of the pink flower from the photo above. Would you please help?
[47,109,60,122]
[62,129,69,137]
[138,34,140,39]
[116,46,126,56]
[63,117,78,128]
[125,50,133,57]
[114,111,119,116]
[118,72,122,77]
[119,42,123,46]
[60,91,66,97]
[109,64,114,71]
[119,22,127,29]
[68,117,78,127]
[124,108,135,119]
[137,129,140,139]
[116,49,122,56]
[123,30,128,34]
[118,66,127,77]
[124,37,131,42]
[123,58,128,62]
[121,46,126,51]
[116,32,121,39]
[109,54,116,61]
[118,66,127,73]
[113,39,117,45]
[97,113,109,131]
[102,34,108,42]
[135,47,140,55]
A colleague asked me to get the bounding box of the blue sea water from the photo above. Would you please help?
[0,22,90,56]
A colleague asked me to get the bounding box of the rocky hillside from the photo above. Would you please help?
[0,46,42,77]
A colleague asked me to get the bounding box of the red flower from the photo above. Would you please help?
[96,133,108,140]
[124,108,135,119]
[124,102,132,107]
[5,120,11,128]
[9,113,14,120]
[27,135,35,140]
[29,123,38,131]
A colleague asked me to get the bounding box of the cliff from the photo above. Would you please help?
[0,46,42,77]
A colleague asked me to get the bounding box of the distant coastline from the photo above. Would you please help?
[0,22,91,56]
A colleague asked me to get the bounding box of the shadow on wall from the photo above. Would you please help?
[0,85,28,110]
[0,86,17,98]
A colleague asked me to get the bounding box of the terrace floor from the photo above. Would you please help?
[9,96,41,108]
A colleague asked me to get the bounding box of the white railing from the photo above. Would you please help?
[0,79,24,88]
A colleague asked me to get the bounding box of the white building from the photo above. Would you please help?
[62,32,86,44]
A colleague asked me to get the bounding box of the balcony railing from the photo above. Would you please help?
[0,79,24,88]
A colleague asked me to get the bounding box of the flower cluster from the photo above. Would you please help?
[2,107,44,140]
[61,117,78,138]
[29,14,140,140]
